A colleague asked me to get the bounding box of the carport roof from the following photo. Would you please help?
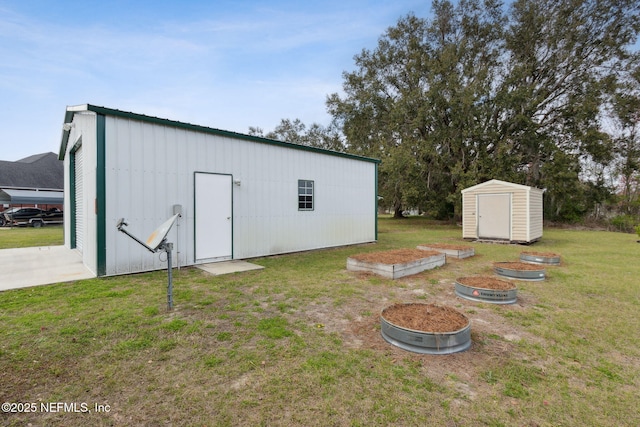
[0,188,63,205]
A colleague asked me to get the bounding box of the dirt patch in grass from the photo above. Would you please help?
[381,303,469,332]
[313,279,549,416]
[494,261,545,271]
[457,276,516,290]
[299,273,544,394]
[349,248,441,264]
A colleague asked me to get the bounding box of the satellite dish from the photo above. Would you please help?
[146,213,180,251]
[116,213,181,309]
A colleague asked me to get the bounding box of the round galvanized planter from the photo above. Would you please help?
[380,305,471,355]
[520,252,561,265]
[494,262,545,281]
[455,277,517,305]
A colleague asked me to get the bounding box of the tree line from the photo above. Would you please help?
[251,0,640,227]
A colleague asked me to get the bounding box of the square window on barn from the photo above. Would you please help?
[298,180,314,211]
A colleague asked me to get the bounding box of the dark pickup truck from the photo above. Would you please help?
[1,207,64,227]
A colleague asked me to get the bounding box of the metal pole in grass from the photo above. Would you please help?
[154,239,174,310]
[165,242,174,310]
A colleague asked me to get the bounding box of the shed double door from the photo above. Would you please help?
[477,193,511,240]
[195,173,232,262]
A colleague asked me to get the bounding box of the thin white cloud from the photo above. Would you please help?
[0,0,429,160]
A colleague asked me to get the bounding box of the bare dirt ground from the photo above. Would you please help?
[298,251,545,406]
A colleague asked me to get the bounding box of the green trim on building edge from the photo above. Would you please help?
[96,114,107,276]
[69,140,81,249]
[375,162,378,241]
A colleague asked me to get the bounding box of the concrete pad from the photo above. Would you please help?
[0,246,96,292]
[196,260,264,276]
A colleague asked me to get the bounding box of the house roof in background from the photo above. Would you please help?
[0,152,63,190]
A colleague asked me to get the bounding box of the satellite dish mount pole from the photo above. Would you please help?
[158,240,174,310]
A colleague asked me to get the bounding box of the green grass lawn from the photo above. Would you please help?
[0,225,63,249]
[1,217,639,426]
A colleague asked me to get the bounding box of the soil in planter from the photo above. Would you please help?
[521,251,560,258]
[494,261,545,271]
[350,249,440,264]
[457,276,515,290]
[419,243,472,251]
[382,303,468,333]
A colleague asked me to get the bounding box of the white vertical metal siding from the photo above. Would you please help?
[62,112,98,275]
[105,118,191,274]
[103,116,377,275]
[74,145,84,250]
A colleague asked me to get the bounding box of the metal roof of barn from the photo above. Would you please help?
[59,104,380,164]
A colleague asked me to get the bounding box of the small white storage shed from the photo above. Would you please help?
[461,179,544,244]
[58,104,379,276]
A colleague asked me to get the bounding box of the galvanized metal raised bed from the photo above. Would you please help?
[347,252,445,279]
[416,244,475,259]
[380,304,471,354]
[520,252,561,265]
[455,277,517,304]
[494,262,545,281]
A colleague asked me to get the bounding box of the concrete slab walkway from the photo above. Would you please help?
[0,246,95,292]
[0,244,262,292]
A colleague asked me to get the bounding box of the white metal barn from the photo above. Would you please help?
[461,179,544,244]
[58,104,379,277]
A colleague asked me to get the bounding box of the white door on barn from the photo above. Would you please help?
[477,193,511,240]
[195,173,232,262]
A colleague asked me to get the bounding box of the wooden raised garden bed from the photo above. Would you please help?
[347,249,445,279]
[380,303,471,354]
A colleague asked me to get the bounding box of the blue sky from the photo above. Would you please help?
[0,0,431,161]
